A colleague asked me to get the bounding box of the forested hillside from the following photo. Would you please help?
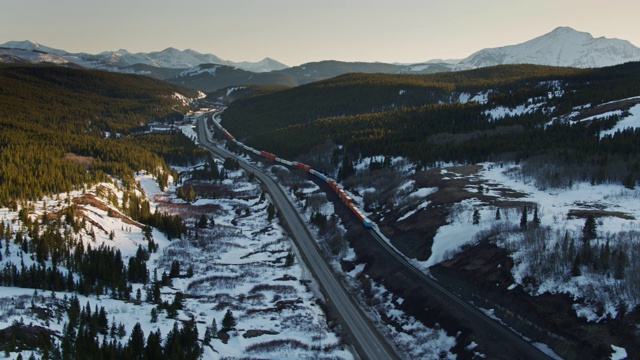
[222,62,640,187]
[0,64,204,203]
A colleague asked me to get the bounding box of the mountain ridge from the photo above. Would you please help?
[2,26,640,91]
[0,41,290,73]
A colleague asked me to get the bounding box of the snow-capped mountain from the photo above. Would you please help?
[461,26,640,68]
[0,40,69,56]
[0,48,72,65]
[0,41,289,73]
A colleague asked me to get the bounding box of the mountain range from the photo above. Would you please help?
[0,40,289,73]
[2,27,640,91]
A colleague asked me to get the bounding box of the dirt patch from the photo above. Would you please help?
[64,152,94,168]
[73,193,142,227]
[571,98,640,122]
[243,329,280,338]
[0,323,56,353]
[568,209,635,220]
[431,240,640,360]
[376,164,523,261]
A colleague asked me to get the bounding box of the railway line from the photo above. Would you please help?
[196,110,554,359]
[195,114,399,360]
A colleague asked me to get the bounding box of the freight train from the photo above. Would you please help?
[209,113,373,228]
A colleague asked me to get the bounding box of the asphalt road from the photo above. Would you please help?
[196,116,399,360]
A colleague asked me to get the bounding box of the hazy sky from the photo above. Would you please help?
[2,0,639,66]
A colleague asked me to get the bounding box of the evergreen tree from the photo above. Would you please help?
[145,330,164,360]
[204,327,212,345]
[533,206,541,227]
[151,308,158,323]
[185,185,196,203]
[495,208,501,220]
[169,261,180,278]
[221,309,236,331]
[197,214,208,228]
[472,209,480,225]
[285,251,295,267]
[582,215,597,242]
[267,203,275,222]
[210,318,218,336]
[520,206,528,230]
[571,253,582,277]
[126,322,145,360]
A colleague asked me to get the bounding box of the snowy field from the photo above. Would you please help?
[0,159,352,359]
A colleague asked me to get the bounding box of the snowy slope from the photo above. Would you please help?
[0,48,71,65]
[461,26,640,68]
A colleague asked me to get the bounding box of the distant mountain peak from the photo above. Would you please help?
[460,26,640,68]
[0,40,289,73]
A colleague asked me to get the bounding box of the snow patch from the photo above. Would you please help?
[600,103,640,138]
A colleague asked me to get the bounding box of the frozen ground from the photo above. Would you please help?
[0,160,352,359]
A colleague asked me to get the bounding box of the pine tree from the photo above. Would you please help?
[495,208,501,220]
[285,251,295,267]
[520,206,528,230]
[150,307,158,323]
[210,318,218,336]
[197,214,208,228]
[126,322,145,359]
[185,185,196,203]
[533,206,541,227]
[571,253,582,277]
[582,215,597,242]
[267,203,275,222]
[170,261,180,278]
[222,309,236,331]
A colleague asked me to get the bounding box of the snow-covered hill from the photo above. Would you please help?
[461,26,640,68]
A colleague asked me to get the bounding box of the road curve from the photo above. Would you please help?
[196,116,399,360]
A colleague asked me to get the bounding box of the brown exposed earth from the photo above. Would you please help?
[333,164,640,359]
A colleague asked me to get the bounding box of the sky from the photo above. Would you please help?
[2,0,639,66]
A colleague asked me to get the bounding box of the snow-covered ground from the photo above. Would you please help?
[600,103,640,138]
[377,161,636,359]
[280,166,458,359]
[0,159,352,359]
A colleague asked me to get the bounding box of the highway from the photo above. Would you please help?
[196,116,399,360]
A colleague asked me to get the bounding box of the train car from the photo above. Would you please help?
[348,203,364,221]
[251,148,261,155]
[309,169,326,182]
[337,189,353,204]
[260,151,277,161]
[362,217,373,228]
[222,130,234,140]
[275,157,295,166]
[296,162,311,172]
[327,179,339,192]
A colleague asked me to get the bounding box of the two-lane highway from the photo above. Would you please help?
[196,116,399,360]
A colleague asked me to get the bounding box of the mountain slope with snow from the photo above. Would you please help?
[0,41,289,73]
[461,26,640,68]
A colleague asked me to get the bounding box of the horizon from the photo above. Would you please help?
[1,0,639,66]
